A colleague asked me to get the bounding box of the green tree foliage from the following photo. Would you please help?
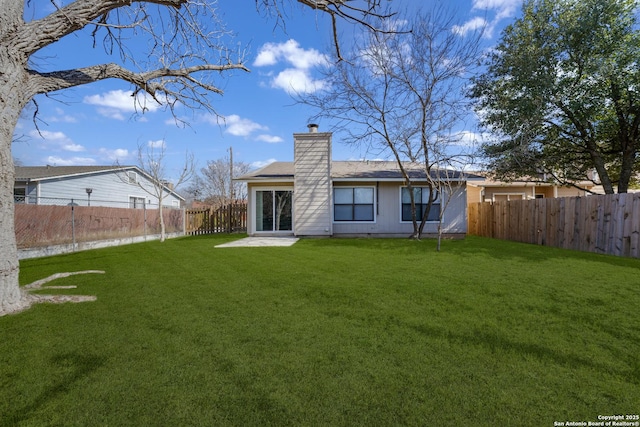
[471,0,640,193]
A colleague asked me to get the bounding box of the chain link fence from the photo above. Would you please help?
[15,197,184,251]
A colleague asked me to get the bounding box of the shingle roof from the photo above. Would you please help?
[15,165,137,180]
[236,161,482,181]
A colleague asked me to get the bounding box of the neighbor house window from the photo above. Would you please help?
[129,196,145,209]
[14,188,26,204]
[128,171,138,184]
[334,187,375,222]
[401,187,440,222]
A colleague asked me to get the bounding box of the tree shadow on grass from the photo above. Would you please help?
[442,236,640,269]
[408,321,639,384]
[3,352,105,425]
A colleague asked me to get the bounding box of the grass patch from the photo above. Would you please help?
[2,235,639,426]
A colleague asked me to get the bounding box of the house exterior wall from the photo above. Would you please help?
[19,170,181,208]
[332,181,468,237]
[555,186,588,197]
[293,130,332,236]
[471,183,589,203]
[483,185,533,201]
[467,184,483,204]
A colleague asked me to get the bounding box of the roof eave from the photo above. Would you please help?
[19,166,137,182]
[238,177,295,183]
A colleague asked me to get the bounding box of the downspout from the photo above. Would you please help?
[376,181,379,215]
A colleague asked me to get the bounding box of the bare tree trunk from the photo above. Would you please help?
[0,55,27,314]
[159,204,166,242]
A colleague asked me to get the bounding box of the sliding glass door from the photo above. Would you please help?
[255,189,293,232]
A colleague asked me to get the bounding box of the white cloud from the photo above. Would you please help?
[460,0,521,38]
[271,68,328,95]
[224,114,267,137]
[84,89,160,119]
[201,113,280,142]
[452,17,488,37]
[30,130,68,141]
[29,130,86,152]
[472,0,519,19]
[147,139,166,149]
[452,131,482,148]
[45,156,96,166]
[254,39,329,95]
[255,134,284,144]
[99,148,130,162]
[254,39,328,69]
[251,158,277,169]
[62,143,85,152]
[48,108,77,123]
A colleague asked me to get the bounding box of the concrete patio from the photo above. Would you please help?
[214,237,299,248]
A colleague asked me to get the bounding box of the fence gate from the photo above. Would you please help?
[185,204,247,235]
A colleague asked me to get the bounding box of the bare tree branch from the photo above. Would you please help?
[300,4,483,240]
[19,0,187,55]
[26,62,249,100]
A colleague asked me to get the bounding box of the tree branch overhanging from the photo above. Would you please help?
[26,62,249,107]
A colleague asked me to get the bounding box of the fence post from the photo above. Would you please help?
[143,202,147,241]
[71,198,76,251]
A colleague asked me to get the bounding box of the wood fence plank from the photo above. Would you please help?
[620,193,633,257]
[185,204,247,235]
[630,194,640,258]
[466,193,640,259]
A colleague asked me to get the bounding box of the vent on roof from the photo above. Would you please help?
[307,123,319,133]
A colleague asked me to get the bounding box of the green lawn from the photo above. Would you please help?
[1,235,639,426]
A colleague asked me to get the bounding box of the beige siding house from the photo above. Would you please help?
[467,177,596,204]
[237,125,479,238]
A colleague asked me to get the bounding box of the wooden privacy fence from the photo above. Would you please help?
[15,204,184,249]
[185,203,247,235]
[468,193,640,258]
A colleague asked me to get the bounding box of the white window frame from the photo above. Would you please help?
[129,196,146,209]
[333,186,376,223]
[490,192,526,202]
[128,171,138,184]
[251,186,294,234]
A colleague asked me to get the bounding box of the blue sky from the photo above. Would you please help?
[13,0,522,184]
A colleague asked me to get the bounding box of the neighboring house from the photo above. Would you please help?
[14,165,184,208]
[467,176,596,204]
[236,125,480,238]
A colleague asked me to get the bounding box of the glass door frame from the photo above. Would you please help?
[251,186,294,235]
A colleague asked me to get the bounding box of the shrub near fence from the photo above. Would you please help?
[15,204,184,249]
[468,193,640,258]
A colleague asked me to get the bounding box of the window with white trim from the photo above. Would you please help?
[129,196,145,209]
[334,187,375,222]
[128,171,138,184]
[401,187,440,222]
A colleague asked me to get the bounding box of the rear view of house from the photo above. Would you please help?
[237,125,477,238]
